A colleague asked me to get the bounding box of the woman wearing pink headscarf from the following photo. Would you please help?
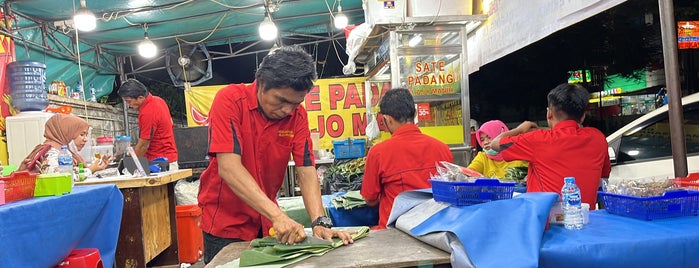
[467,120,528,179]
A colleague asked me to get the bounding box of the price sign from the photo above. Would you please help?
[417,103,430,121]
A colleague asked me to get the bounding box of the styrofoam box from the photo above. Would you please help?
[363,0,407,26]
[407,0,472,17]
[6,111,54,167]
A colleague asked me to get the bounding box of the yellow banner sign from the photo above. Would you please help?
[184,78,392,149]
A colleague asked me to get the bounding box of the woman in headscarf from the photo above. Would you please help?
[18,113,111,174]
[467,120,528,179]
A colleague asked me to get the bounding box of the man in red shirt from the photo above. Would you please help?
[117,79,178,170]
[491,83,610,207]
[361,88,454,229]
[198,46,353,263]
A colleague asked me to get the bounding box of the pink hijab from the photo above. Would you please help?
[475,120,508,161]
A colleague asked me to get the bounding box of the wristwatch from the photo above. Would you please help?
[311,216,333,229]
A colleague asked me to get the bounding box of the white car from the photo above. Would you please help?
[606,92,699,182]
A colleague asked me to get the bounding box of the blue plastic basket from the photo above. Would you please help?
[430,179,516,206]
[598,190,699,220]
[332,138,366,159]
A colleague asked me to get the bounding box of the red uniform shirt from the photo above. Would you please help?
[499,120,611,207]
[198,82,314,240]
[361,124,454,228]
[138,93,177,162]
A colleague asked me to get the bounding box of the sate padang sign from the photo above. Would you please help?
[184,77,392,150]
[401,58,461,97]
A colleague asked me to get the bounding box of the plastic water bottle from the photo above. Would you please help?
[74,81,84,100]
[58,145,74,175]
[561,177,583,230]
[89,83,97,102]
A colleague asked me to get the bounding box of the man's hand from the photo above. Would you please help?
[492,121,540,151]
[514,121,539,134]
[271,215,306,245]
[312,226,355,245]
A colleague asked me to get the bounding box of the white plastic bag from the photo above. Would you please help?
[343,23,372,75]
[366,112,380,141]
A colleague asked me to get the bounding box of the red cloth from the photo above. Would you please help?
[137,93,178,161]
[499,120,611,207]
[198,82,314,240]
[361,124,453,228]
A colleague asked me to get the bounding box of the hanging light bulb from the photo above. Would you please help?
[138,25,157,58]
[334,0,348,30]
[73,0,96,31]
[259,12,278,41]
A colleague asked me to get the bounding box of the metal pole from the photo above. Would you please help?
[117,56,130,136]
[658,0,688,178]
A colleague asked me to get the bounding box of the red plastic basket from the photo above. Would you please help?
[0,171,38,203]
[674,172,699,190]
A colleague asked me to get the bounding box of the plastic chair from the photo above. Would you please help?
[55,248,103,268]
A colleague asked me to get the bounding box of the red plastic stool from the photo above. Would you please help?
[55,248,103,268]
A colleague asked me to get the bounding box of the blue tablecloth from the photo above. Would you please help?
[0,184,123,267]
[389,189,699,268]
[322,193,379,227]
[540,210,699,268]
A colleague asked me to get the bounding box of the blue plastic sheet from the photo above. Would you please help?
[0,184,123,267]
[409,192,557,268]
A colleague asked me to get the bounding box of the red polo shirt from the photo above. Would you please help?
[499,120,611,207]
[138,93,178,162]
[198,82,314,240]
[361,124,454,228]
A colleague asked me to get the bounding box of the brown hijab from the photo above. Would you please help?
[19,114,89,172]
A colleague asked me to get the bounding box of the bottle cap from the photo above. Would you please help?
[564,177,575,183]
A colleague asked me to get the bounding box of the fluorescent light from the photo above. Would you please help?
[259,15,278,41]
[408,34,422,47]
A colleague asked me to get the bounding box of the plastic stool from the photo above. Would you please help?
[55,248,103,268]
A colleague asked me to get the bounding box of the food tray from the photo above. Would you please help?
[0,171,37,203]
[430,179,516,206]
[598,190,699,220]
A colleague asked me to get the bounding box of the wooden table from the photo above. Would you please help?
[206,228,451,268]
[77,169,193,268]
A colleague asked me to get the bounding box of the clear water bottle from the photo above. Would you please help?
[561,177,583,230]
[89,83,97,102]
[74,81,84,100]
[57,145,74,175]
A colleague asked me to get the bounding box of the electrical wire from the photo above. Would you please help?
[176,12,229,44]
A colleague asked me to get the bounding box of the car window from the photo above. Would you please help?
[617,104,699,163]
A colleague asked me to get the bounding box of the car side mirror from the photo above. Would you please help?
[608,147,616,164]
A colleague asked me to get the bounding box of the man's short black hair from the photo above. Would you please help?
[255,45,317,92]
[379,88,416,123]
[547,83,589,121]
[117,78,149,98]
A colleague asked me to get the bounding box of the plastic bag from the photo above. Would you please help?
[175,178,200,205]
[366,113,380,141]
[342,23,372,75]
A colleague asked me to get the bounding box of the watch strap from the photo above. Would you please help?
[311,216,333,228]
